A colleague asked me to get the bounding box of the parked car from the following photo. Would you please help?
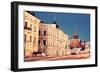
[32,52,46,57]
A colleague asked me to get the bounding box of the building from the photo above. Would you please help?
[38,23,69,56]
[24,11,40,57]
[84,42,90,54]
[69,32,81,55]
[85,42,90,49]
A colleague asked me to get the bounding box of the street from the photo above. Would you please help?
[24,53,90,62]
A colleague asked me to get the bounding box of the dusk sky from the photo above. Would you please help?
[28,11,90,42]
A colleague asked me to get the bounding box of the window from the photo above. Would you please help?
[51,32,52,36]
[24,22,31,30]
[34,37,36,44]
[48,32,50,36]
[24,34,26,42]
[30,24,32,30]
[31,19,32,22]
[51,41,52,47]
[39,30,41,35]
[30,36,32,42]
[50,41,51,46]
[53,42,54,47]
[38,40,40,45]
[34,26,36,32]
[25,22,27,27]
[44,30,46,36]
[43,40,46,46]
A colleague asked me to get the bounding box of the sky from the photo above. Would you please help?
[28,11,90,42]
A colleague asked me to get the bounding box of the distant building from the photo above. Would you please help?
[69,32,81,49]
[69,32,81,55]
[38,23,69,56]
[85,42,90,49]
[24,11,40,57]
[84,42,90,53]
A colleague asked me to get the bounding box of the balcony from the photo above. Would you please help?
[24,26,32,31]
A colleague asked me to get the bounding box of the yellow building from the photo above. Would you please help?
[24,11,40,58]
[39,23,69,56]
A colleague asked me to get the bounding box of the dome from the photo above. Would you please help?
[73,32,78,39]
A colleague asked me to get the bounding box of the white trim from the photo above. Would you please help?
[18,5,96,69]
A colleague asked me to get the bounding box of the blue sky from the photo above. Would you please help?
[28,11,90,41]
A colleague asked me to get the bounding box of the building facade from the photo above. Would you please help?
[69,32,81,55]
[84,42,90,54]
[24,11,40,57]
[38,23,69,56]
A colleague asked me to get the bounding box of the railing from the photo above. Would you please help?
[24,26,32,31]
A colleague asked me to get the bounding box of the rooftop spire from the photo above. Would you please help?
[53,14,57,24]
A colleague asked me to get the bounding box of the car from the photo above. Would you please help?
[32,52,46,57]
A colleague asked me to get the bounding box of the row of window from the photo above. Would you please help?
[39,30,66,39]
[38,40,58,47]
[48,41,56,47]
[39,30,58,37]
[24,34,36,44]
[39,30,46,36]
[24,35,46,46]
[24,35,58,47]
[25,15,37,24]
[25,22,66,40]
[38,40,46,46]
[24,35,66,48]
[25,22,37,32]
[39,30,57,38]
